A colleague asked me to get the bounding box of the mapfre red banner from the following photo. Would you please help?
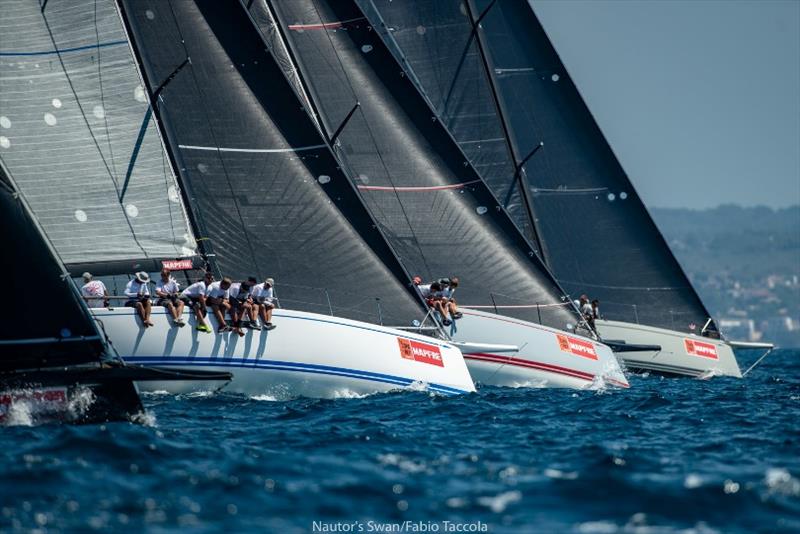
[162,259,193,271]
[684,339,719,359]
[397,338,444,367]
[0,388,67,422]
[556,334,599,360]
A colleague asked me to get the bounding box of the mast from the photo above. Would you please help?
[462,0,550,265]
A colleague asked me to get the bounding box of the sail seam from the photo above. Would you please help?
[287,17,365,31]
[177,144,325,154]
[357,180,481,192]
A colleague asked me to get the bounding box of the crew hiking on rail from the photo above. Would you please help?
[81,270,278,335]
[412,276,462,326]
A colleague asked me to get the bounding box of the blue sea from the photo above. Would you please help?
[1,350,798,533]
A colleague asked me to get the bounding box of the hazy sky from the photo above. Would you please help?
[531,0,800,209]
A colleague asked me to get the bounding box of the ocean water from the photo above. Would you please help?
[1,350,798,533]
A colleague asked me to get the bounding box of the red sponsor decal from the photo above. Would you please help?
[684,339,719,360]
[556,334,599,360]
[162,259,193,271]
[0,388,68,422]
[397,338,444,367]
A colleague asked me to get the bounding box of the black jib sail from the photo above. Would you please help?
[0,161,141,422]
[268,0,583,332]
[0,170,105,372]
[117,0,425,326]
[364,0,714,334]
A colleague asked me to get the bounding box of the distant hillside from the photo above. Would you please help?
[650,205,800,346]
[650,205,799,282]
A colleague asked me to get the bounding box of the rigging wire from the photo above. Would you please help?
[93,0,120,186]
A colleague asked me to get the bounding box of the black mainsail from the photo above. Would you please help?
[117,0,426,326]
[363,0,714,334]
[0,0,199,276]
[267,0,583,332]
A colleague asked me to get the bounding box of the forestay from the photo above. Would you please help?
[269,0,583,333]
[0,0,197,272]
[366,0,714,333]
[118,0,426,326]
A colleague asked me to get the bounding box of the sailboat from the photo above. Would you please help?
[0,161,231,424]
[259,0,628,389]
[361,0,771,377]
[0,0,475,398]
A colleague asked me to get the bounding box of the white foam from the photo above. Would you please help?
[477,490,521,513]
[575,521,617,533]
[67,386,96,419]
[3,400,34,426]
[684,473,703,489]
[250,394,278,402]
[765,468,800,496]
[544,468,578,480]
[131,411,157,427]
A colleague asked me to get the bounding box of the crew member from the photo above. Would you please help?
[155,267,185,327]
[228,277,257,336]
[417,280,451,326]
[439,277,462,320]
[80,272,108,309]
[125,271,153,328]
[206,277,232,333]
[252,277,277,330]
[180,275,211,333]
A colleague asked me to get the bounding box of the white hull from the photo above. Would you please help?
[91,308,475,398]
[451,309,629,389]
[596,319,742,378]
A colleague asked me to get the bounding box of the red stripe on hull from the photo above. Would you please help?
[465,352,595,382]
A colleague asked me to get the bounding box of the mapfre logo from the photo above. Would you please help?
[556,334,599,360]
[397,338,444,367]
[162,259,193,271]
[684,339,719,359]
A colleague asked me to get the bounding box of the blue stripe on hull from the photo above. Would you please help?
[123,356,467,395]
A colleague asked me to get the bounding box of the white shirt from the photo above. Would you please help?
[81,280,107,308]
[252,283,274,305]
[580,302,593,317]
[206,281,230,299]
[125,279,150,298]
[156,277,180,296]
[229,282,253,300]
[418,284,433,298]
[181,281,207,298]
